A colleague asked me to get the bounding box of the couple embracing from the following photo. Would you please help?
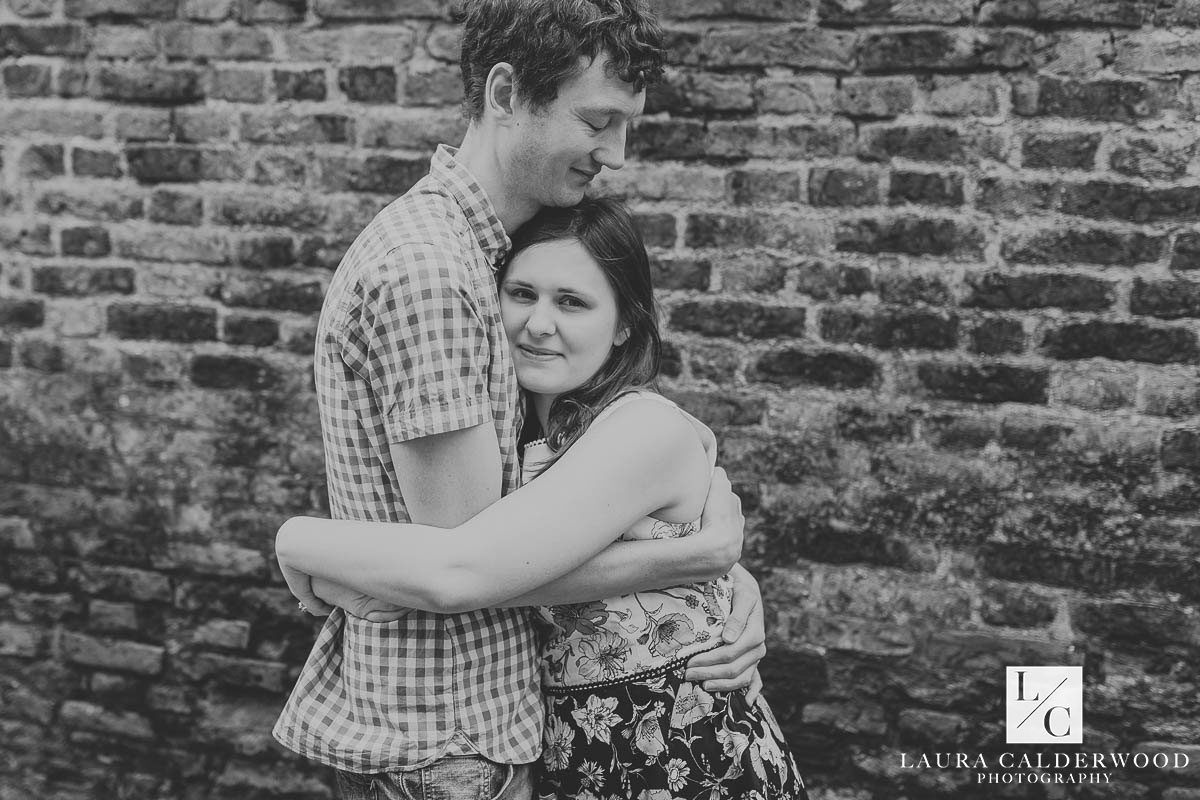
[271,2,807,799]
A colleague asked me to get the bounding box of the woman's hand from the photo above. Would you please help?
[684,564,766,701]
[311,578,413,623]
[691,467,745,578]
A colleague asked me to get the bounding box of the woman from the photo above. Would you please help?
[277,198,806,799]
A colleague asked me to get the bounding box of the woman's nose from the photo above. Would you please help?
[525,303,556,336]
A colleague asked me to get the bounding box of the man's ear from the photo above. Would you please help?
[485,62,518,123]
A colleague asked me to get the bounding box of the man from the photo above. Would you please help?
[274,2,767,798]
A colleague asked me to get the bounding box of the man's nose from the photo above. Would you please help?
[593,126,627,171]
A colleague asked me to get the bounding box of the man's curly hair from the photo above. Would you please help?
[456,0,666,121]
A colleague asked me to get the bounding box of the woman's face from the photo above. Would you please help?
[500,238,628,403]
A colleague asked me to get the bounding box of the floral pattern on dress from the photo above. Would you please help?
[536,664,806,800]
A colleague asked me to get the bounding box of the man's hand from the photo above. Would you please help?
[691,467,744,579]
[684,563,766,701]
[311,577,413,623]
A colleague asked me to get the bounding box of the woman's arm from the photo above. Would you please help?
[276,399,712,613]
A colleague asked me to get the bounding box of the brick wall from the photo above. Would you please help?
[1,0,1199,797]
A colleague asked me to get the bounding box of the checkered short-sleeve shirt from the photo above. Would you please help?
[273,146,542,772]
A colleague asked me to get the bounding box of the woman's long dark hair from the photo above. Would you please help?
[502,196,662,475]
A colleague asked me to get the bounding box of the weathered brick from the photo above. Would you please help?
[820,0,972,23]
[1021,132,1100,169]
[18,339,64,373]
[1174,232,1200,271]
[403,63,463,106]
[154,542,268,577]
[1131,278,1200,320]
[1141,373,1200,418]
[190,354,279,391]
[671,300,806,339]
[241,0,306,21]
[0,298,45,329]
[756,75,837,114]
[980,0,1154,26]
[19,143,64,178]
[1163,428,1200,471]
[1018,77,1167,122]
[113,107,171,141]
[859,29,1034,73]
[655,0,813,18]
[274,68,326,101]
[981,581,1057,628]
[628,118,707,161]
[794,260,873,300]
[705,120,853,160]
[313,0,443,18]
[647,70,755,114]
[965,272,1115,311]
[298,234,355,270]
[88,599,139,633]
[647,256,710,291]
[1042,321,1199,364]
[0,24,88,58]
[67,564,171,602]
[3,62,52,97]
[809,168,880,207]
[888,171,963,207]
[126,145,203,183]
[1110,134,1197,180]
[1003,228,1164,266]
[61,631,164,674]
[10,0,55,14]
[1073,598,1198,645]
[0,621,44,656]
[71,148,123,178]
[753,347,880,389]
[59,700,154,739]
[1057,367,1137,411]
[65,0,175,17]
[36,188,139,222]
[214,192,328,228]
[671,26,857,71]
[213,276,324,312]
[338,66,397,103]
[964,316,1022,357]
[250,152,308,187]
[860,124,1002,164]
[1116,29,1200,74]
[160,22,272,60]
[917,362,1049,404]
[236,235,295,269]
[172,107,236,144]
[241,110,351,144]
[316,154,427,195]
[1059,182,1200,224]
[822,307,957,351]
[115,227,229,264]
[728,169,802,205]
[148,189,204,225]
[835,76,915,118]
[975,178,1060,218]
[925,74,1005,116]
[108,302,217,342]
[193,618,252,649]
[92,65,203,104]
[684,211,827,251]
[222,315,279,347]
[285,24,417,62]
[211,68,266,103]
[836,216,984,258]
[876,272,950,306]
[61,226,112,257]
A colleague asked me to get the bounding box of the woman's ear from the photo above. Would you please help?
[614,326,630,346]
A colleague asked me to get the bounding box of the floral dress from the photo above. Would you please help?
[525,392,807,800]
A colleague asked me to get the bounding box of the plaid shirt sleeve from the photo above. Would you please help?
[345,242,493,444]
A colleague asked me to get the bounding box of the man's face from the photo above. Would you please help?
[504,54,645,209]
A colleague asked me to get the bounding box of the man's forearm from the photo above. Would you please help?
[493,537,729,607]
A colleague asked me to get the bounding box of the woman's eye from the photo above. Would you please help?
[506,287,534,301]
[560,296,585,308]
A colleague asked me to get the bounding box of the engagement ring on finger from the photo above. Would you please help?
[298,601,309,613]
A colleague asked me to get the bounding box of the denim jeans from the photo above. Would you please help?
[335,757,535,800]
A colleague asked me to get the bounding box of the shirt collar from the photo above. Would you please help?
[429,144,511,269]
